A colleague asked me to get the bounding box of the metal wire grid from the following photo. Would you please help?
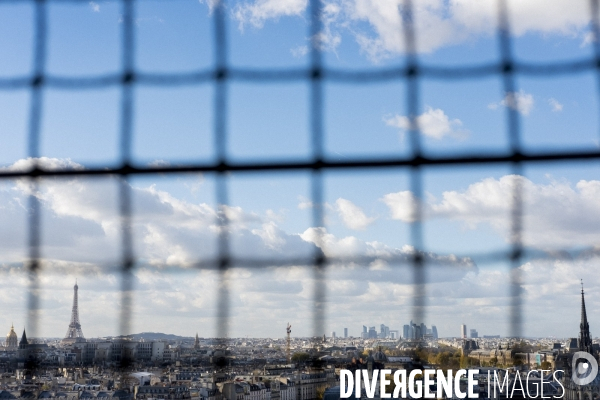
[1,0,600,353]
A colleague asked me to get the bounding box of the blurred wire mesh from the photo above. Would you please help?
[2,0,600,355]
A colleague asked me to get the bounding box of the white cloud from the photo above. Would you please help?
[198,0,220,14]
[0,158,485,338]
[384,106,467,140]
[233,0,307,30]
[299,226,475,275]
[0,158,318,266]
[235,0,342,53]
[300,227,368,257]
[314,2,343,53]
[251,221,287,250]
[548,97,564,112]
[512,254,600,337]
[229,0,591,60]
[334,198,375,230]
[581,31,596,47]
[297,196,313,210]
[352,0,590,59]
[381,191,419,223]
[6,158,599,339]
[383,175,600,250]
[504,90,534,115]
[290,45,308,58]
[489,90,535,116]
[89,1,100,12]
[3,251,595,339]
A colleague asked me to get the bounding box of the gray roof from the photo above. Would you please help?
[112,390,130,400]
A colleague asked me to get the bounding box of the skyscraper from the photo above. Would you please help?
[344,328,348,338]
[460,324,467,339]
[470,329,478,338]
[62,281,85,344]
[403,325,409,339]
[379,324,390,338]
[431,325,438,339]
[368,326,377,338]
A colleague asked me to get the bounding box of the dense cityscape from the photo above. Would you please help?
[0,282,597,399]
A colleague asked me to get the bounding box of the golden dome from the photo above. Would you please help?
[7,325,16,339]
[5,324,18,349]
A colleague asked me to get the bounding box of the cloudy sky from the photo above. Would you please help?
[1,0,600,339]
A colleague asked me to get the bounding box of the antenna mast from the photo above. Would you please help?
[286,323,292,364]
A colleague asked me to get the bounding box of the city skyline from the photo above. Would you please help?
[0,245,598,339]
[1,268,593,400]
[0,280,586,340]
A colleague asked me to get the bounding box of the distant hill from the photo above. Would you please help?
[127,332,193,341]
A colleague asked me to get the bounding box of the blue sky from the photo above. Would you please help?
[1,0,600,340]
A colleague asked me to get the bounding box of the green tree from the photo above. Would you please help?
[316,387,326,400]
[513,358,524,367]
[540,361,552,370]
[291,352,310,362]
[436,352,450,367]
[415,349,429,363]
[383,373,395,396]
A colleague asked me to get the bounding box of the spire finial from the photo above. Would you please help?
[582,279,584,294]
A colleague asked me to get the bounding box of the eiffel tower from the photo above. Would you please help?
[62,281,85,344]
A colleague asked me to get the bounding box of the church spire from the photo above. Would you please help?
[19,329,28,349]
[579,280,594,354]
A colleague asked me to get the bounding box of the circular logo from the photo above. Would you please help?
[572,351,599,386]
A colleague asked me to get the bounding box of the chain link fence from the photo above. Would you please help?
[1,0,600,358]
